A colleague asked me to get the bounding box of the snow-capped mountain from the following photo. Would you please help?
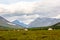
[12,20,28,28]
[28,17,60,28]
[0,16,23,29]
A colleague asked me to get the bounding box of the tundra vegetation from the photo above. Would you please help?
[0,28,59,40]
[0,22,60,40]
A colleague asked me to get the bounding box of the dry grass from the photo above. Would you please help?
[0,30,60,40]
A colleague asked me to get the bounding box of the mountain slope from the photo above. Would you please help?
[50,22,60,29]
[0,16,23,29]
[28,17,60,28]
[12,20,27,27]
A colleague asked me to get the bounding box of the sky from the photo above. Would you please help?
[0,0,60,24]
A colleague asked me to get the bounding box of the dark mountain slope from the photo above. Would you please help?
[50,22,60,29]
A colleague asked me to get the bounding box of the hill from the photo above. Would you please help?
[50,22,60,29]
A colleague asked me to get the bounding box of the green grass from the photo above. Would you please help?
[0,30,60,40]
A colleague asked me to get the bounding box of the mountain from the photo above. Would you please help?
[28,17,60,28]
[0,16,23,29]
[12,20,28,28]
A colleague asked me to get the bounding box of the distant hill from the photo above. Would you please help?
[28,17,60,28]
[50,22,60,29]
[0,16,23,29]
[12,20,27,28]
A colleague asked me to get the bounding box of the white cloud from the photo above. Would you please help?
[0,0,60,15]
[0,0,60,24]
[6,16,19,22]
[0,4,6,13]
[0,1,37,14]
[6,2,36,13]
[22,19,34,24]
[52,15,60,19]
[6,14,39,24]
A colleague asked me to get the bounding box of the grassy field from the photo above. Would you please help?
[0,30,60,40]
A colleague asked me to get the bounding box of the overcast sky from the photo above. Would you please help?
[0,0,60,24]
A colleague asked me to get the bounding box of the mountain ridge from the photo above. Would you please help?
[28,17,60,28]
[12,20,28,28]
[0,16,23,29]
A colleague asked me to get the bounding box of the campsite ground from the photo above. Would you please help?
[0,30,60,40]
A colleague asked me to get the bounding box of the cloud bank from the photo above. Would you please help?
[0,0,60,24]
